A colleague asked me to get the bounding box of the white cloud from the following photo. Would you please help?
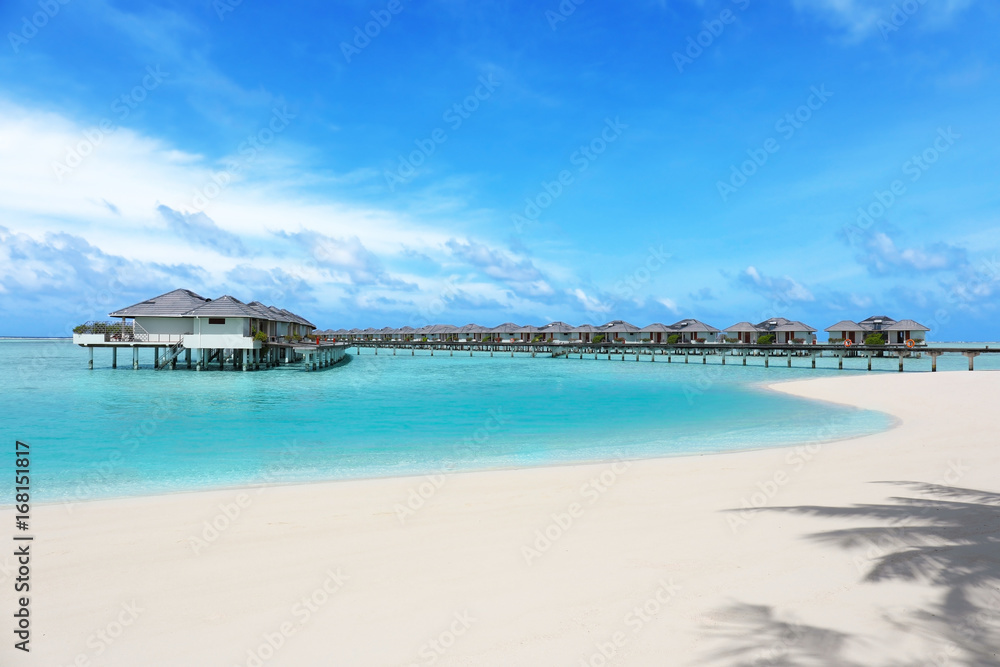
[792,0,977,40]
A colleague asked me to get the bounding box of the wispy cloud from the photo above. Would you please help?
[157,205,248,257]
[738,266,815,303]
[855,231,968,275]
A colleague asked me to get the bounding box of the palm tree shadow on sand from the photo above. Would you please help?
[700,482,1000,667]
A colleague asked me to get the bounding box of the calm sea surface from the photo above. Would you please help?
[6,339,990,503]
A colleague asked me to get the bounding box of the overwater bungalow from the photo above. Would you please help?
[723,321,759,344]
[536,321,575,342]
[489,323,521,342]
[516,324,544,342]
[74,288,333,371]
[639,323,672,344]
[825,315,929,344]
[573,324,598,343]
[595,320,641,343]
[667,319,721,343]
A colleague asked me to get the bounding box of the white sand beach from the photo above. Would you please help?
[4,370,999,666]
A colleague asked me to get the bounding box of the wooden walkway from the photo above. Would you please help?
[344,341,999,372]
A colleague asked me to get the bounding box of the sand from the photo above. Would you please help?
[2,370,999,666]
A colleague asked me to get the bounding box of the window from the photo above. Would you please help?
[208,318,226,325]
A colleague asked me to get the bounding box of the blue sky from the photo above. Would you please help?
[1,0,998,339]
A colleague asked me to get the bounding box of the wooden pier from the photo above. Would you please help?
[344,341,998,372]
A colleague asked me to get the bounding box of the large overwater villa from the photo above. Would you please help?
[73,288,344,371]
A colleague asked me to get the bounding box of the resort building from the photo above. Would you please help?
[825,315,930,344]
[538,321,577,342]
[724,318,817,344]
[489,323,521,342]
[595,320,641,343]
[73,288,338,371]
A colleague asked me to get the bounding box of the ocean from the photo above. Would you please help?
[8,338,990,504]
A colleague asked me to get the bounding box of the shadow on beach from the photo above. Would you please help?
[699,482,1000,666]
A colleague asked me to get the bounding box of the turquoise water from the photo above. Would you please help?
[9,338,987,504]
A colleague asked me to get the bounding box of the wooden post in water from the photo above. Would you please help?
[764,351,769,368]
[111,347,117,369]
[898,351,904,373]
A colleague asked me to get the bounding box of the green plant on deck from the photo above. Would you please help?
[592,334,606,344]
[791,337,805,344]
[641,337,651,343]
[828,337,845,345]
[253,331,268,343]
[757,334,775,345]
[531,335,543,343]
[696,337,706,343]
[864,333,885,346]
[723,336,738,343]
[667,334,680,345]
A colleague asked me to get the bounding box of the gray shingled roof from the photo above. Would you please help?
[669,319,720,333]
[597,320,640,332]
[640,323,672,333]
[884,319,930,331]
[183,295,262,318]
[724,321,758,332]
[573,324,598,333]
[539,321,575,333]
[825,320,864,332]
[109,288,209,318]
[490,323,522,333]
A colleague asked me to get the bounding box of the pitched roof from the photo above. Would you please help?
[490,322,522,333]
[539,321,575,333]
[883,319,930,331]
[724,321,758,332]
[669,319,720,333]
[457,323,488,333]
[596,320,640,332]
[640,323,672,332]
[825,320,864,332]
[109,288,209,318]
[183,295,262,318]
[516,325,543,333]
[573,324,598,332]
[264,305,294,322]
[754,317,816,333]
[859,314,896,326]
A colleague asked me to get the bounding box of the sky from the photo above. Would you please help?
[0,0,998,339]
